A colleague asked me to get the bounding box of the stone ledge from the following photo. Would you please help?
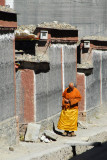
[0,116,19,145]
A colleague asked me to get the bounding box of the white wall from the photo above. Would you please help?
[5,0,14,9]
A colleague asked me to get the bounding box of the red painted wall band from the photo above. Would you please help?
[0,0,5,6]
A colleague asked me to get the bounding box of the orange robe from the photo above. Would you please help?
[57,87,82,131]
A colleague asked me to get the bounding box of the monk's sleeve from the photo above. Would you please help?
[62,89,67,105]
[70,89,82,106]
[62,88,67,97]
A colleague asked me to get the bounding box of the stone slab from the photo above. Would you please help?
[44,130,58,141]
[25,123,41,142]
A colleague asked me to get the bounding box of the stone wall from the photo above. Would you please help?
[78,49,107,121]
[86,50,101,111]
[0,116,18,145]
[0,32,15,121]
[16,70,23,123]
[35,44,77,123]
[16,44,77,129]
[63,45,77,89]
[101,50,107,111]
[35,46,62,122]
[6,0,107,37]
[0,31,18,145]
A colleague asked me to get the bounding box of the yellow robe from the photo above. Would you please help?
[57,87,82,131]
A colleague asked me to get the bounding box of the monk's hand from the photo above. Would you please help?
[64,99,70,104]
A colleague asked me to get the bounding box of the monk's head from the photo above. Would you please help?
[69,82,74,91]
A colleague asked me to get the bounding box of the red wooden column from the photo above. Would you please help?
[21,69,35,123]
[77,72,86,121]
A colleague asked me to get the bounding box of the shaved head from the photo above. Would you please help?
[69,82,74,90]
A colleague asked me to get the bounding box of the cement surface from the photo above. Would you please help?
[0,113,107,160]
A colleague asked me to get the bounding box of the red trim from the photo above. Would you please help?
[0,0,5,6]
[21,70,35,123]
[0,20,17,28]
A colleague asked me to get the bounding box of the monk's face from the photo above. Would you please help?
[69,83,74,91]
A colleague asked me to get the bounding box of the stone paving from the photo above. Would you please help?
[0,113,107,160]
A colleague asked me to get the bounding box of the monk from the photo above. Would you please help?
[57,82,82,136]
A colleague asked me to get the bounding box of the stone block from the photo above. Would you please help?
[78,121,87,129]
[25,123,41,142]
[44,130,58,141]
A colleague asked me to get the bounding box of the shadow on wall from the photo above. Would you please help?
[69,142,107,160]
[16,62,50,73]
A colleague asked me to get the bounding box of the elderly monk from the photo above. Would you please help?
[57,82,82,136]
